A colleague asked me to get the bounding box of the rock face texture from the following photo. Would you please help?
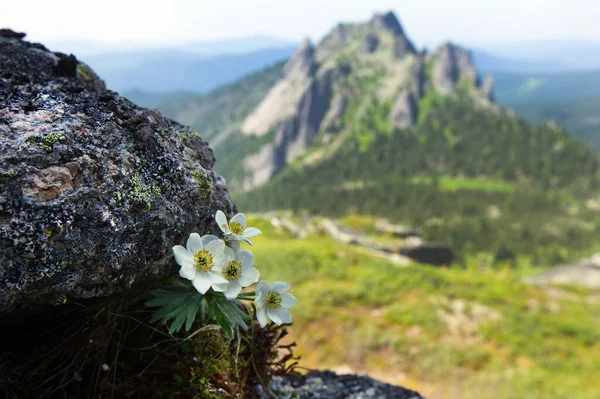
[0,31,235,316]
[390,90,418,129]
[270,371,425,399]
[429,42,494,99]
[242,41,342,189]
[227,12,495,191]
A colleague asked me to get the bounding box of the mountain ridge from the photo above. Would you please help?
[139,11,600,267]
[231,11,496,190]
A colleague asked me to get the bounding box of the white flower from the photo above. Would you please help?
[255,281,296,328]
[224,237,241,254]
[172,233,229,294]
[213,248,260,300]
[215,210,262,244]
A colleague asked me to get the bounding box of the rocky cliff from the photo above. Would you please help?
[0,30,236,316]
[234,11,494,190]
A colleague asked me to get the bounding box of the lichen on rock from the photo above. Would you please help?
[0,29,236,317]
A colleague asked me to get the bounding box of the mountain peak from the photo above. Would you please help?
[369,11,405,37]
[284,38,315,76]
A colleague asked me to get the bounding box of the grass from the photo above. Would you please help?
[246,215,600,399]
[410,176,517,193]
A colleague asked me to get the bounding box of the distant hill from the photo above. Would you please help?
[471,50,569,73]
[508,97,600,150]
[46,35,296,57]
[485,69,600,149]
[480,39,600,71]
[492,69,600,104]
[150,62,285,141]
[84,46,295,93]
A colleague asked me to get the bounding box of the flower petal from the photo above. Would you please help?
[267,307,283,325]
[212,253,228,268]
[192,274,212,294]
[241,227,262,238]
[179,263,197,281]
[209,270,229,285]
[239,267,260,287]
[271,307,292,324]
[226,235,252,246]
[256,281,268,297]
[186,233,204,254]
[236,250,254,269]
[230,213,246,228]
[212,282,228,292]
[257,307,268,328]
[206,239,225,256]
[215,210,229,233]
[270,281,291,293]
[224,281,243,300]
[202,234,220,246]
[225,239,241,254]
[223,246,235,258]
[173,245,192,267]
[280,292,297,308]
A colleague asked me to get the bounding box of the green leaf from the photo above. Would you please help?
[185,295,204,331]
[206,295,251,339]
[145,285,205,334]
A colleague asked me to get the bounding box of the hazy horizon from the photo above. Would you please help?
[3,0,600,51]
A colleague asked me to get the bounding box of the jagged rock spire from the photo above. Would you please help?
[431,42,478,95]
[370,11,406,37]
[284,38,315,77]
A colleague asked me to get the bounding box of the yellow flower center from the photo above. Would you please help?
[229,221,244,235]
[193,249,214,272]
[266,291,282,309]
[223,260,243,281]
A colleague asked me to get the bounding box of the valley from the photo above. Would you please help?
[247,214,600,399]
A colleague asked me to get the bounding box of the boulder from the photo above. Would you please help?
[524,255,600,288]
[400,243,454,266]
[0,30,236,316]
[269,371,425,399]
[374,219,418,238]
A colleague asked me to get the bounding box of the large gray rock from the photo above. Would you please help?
[399,243,454,266]
[270,371,425,399]
[0,31,236,316]
[524,254,600,288]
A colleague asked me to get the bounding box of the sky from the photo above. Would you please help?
[2,0,600,49]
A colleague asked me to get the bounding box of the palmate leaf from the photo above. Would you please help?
[146,284,206,334]
[207,295,251,339]
[146,284,252,338]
